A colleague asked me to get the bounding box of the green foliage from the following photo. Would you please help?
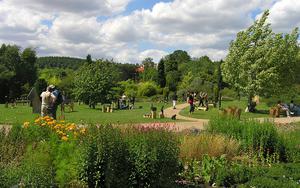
[157,59,166,87]
[81,125,131,187]
[244,163,300,188]
[37,56,86,70]
[19,142,55,187]
[118,79,138,98]
[74,60,119,106]
[126,126,180,187]
[222,11,299,100]
[166,70,180,91]
[34,78,48,96]
[0,44,37,102]
[53,140,83,186]
[208,118,284,160]
[138,81,159,97]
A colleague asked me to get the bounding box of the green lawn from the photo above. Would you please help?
[180,99,270,119]
[0,102,176,125]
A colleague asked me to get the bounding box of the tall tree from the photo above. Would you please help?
[157,59,166,87]
[222,10,299,105]
[140,57,157,82]
[86,54,92,64]
[73,60,118,108]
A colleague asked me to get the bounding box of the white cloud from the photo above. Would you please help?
[0,0,299,64]
[7,0,132,16]
[268,0,300,33]
[139,49,168,63]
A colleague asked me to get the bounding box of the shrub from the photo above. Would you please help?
[81,125,131,187]
[18,142,55,187]
[126,126,180,187]
[53,139,84,187]
[138,81,158,97]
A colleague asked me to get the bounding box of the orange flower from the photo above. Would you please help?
[61,135,68,141]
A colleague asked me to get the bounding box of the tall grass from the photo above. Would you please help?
[179,133,240,161]
[208,117,291,161]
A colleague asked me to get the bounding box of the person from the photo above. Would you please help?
[188,94,194,115]
[289,100,300,116]
[172,92,178,109]
[40,86,55,117]
[204,94,209,111]
[277,101,291,117]
[198,92,204,107]
[49,85,63,119]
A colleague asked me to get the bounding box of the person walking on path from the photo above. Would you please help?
[40,86,55,117]
[172,92,178,109]
[188,94,194,115]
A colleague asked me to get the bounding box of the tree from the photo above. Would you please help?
[0,44,37,101]
[86,54,92,64]
[21,48,38,86]
[142,57,155,69]
[222,10,299,106]
[157,59,166,87]
[73,60,119,108]
[140,57,157,82]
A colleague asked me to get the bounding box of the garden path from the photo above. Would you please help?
[163,103,300,127]
[162,103,208,131]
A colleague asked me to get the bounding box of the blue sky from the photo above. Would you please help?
[126,0,172,13]
[0,0,299,63]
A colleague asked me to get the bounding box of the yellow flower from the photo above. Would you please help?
[23,122,30,128]
[79,128,87,134]
[61,136,68,141]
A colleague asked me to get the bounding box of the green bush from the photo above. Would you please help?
[243,164,300,188]
[126,126,180,187]
[81,125,131,187]
[279,129,300,163]
[53,139,83,187]
[18,142,55,187]
[138,81,158,97]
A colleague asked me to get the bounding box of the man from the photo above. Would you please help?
[49,85,63,119]
[40,86,55,117]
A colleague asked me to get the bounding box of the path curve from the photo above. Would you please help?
[163,103,208,131]
[164,103,300,126]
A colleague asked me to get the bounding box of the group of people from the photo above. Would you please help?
[171,91,209,115]
[40,85,62,119]
[277,100,300,117]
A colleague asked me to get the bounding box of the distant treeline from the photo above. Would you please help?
[37,56,86,70]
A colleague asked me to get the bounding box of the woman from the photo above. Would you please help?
[40,86,55,117]
[188,94,194,115]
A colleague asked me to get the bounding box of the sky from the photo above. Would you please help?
[0,0,299,63]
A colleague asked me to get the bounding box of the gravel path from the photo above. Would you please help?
[163,103,300,130]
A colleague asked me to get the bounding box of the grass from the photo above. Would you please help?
[0,102,176,125]
[179,99,270,120]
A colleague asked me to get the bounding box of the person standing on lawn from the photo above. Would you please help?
[40,86,55,117]
[172,92,178,109]
[188,93,194,115]
[49,85,63,119]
